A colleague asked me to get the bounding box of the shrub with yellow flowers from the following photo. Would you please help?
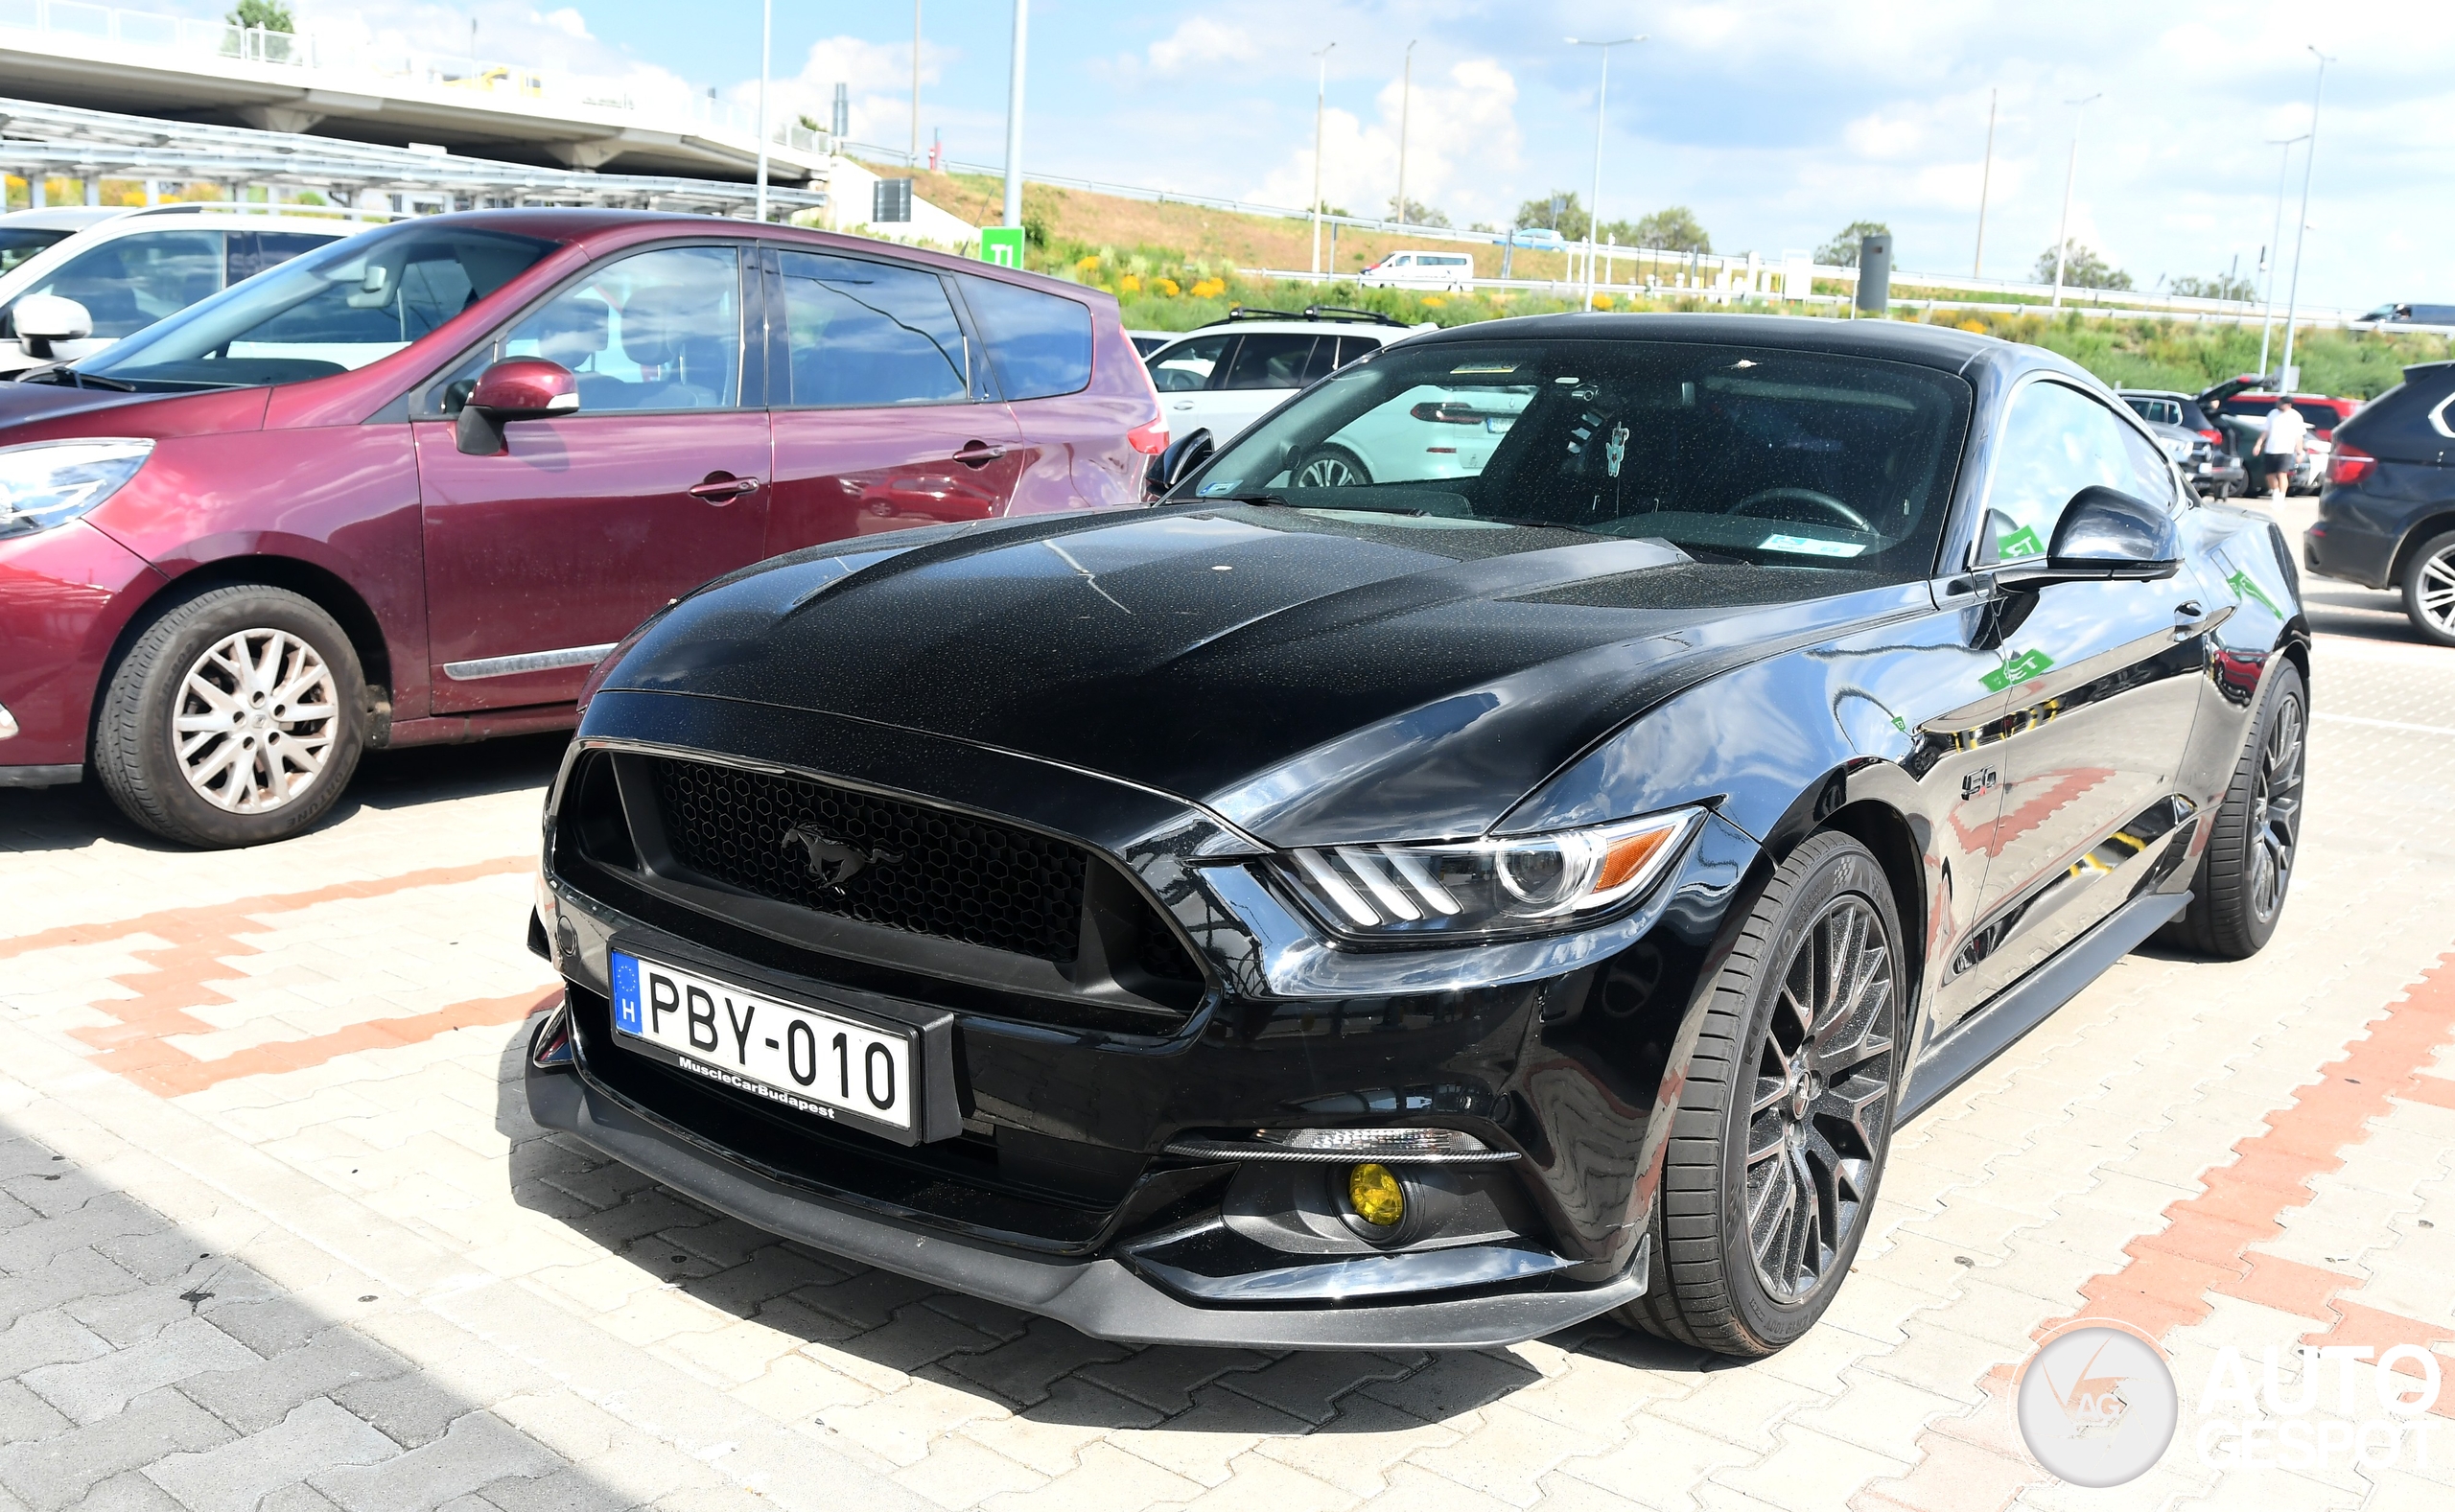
[1157,277,1181,296]
[1189,276,1227,299]
[1119,274,1141,292]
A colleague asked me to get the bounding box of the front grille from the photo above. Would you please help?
[649,756,1088,965]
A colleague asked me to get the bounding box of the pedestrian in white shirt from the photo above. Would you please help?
[2259,403,2309,501]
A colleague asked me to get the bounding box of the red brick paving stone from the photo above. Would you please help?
[2211,1252,2355,1320]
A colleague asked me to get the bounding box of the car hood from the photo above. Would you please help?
[600,505,1919,846]
[0,379,269,441]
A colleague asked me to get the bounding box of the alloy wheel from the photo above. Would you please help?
[2249,690,2305,922]
[173,628,340,814]
[2417,546,2455,637]
[1297,452,1367,488]
[1745,895,1897,1305]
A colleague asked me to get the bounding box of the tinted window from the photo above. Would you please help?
[961,274,1091,400]
[0,226,68,276]
[1335,336,1382,367]
[228,231,338,284]
[503,244,740,411]
[1985,381,2171,561]
[780,250,967,407]
[1223,334,1323,390]
[25,230,222,338]
[2123,396,2183,427]
[2291,401,2342,433]
[1186,337,1972,588]
[82,223,553,389]
[1150,333,1228,392]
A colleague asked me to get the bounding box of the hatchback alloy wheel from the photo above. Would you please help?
[174,628,340,814]
[1296,447,1371,488]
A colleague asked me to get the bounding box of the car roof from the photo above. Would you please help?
[1159,320,1422,341]
[1404,311,2017,376]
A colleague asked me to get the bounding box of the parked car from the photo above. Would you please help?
[2211,388,2356,495]
[527,314,2306,1356]
[2354,302,2455,329]
[1144,306,1430,451]
[1126,330,1173,359]
[0,210,1165,847]
[2140,417,2245,499]
[1359,249,1478,292]
[2304,359,2455,646]
[1500,227,1567,250]
[0,204,357,374]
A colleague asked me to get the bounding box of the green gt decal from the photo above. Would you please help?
[1997,524,2046,559]
[2226,567,2282,617]
[1982,648,2054,693]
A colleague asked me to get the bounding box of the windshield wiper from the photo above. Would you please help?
[16,364,136,391]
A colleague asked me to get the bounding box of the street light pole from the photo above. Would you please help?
[1311,42,1335,274]
[1001,0,1028,230]
[2049,93,2101,310]
[754,0,771,222]
[1972,87,1995,278]
[2279,48,2332,391]
[1394,39,1415,227]
[913,1,924,166]
[1567,35,1641,312]
[2256,133,2306,381]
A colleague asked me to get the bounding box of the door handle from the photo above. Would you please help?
[950,442,1007,468]
[688,475,761,502]
[2172,599,2230,640]
[1171,400,1196,410]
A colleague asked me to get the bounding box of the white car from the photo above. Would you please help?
[1144,310,1435,449]
[1192,375,1536,496]
[1358,248,1477,291]
[0,205,362,374]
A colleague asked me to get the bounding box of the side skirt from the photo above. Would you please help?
[1901,888,2191,1122]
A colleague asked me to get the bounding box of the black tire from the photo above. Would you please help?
[94,585,366,849]
[1619,831,1904,1358]
[2164,662,2306,959]
[2399,529,2455,648]
[1294,446,1372,488]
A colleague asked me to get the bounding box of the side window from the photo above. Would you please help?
[960,275,1092,400]
[779,250,968,407]
[1223,334,1323,390]
[1983,381,2165,561]
[1150,333,1228,392]
[1335,336,1383,367]
[229,232,339,284]
[503,244,741,412]
[28,231,224,338]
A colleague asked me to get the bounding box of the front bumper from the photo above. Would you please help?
[527,1040,1648,1349]
[0,520,163,767]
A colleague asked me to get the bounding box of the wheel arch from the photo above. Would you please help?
[2389,511,2455,590]
[1746,760,1932,1033]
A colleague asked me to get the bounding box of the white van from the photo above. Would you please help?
[1359,249,1476,292]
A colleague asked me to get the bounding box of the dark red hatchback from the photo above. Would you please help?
[0,211,1164,846]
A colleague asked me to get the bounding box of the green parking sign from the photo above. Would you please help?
[980,226,1024,268]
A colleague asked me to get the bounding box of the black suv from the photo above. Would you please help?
[2304,360,2455,645]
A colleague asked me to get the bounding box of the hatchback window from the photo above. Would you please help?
[0,226,70,276]
[780,250,967,407]
[79,222,554,389]
[18,230,222,339]
[1224,334,1324,390]
[960,274,1092,400]
[1151,333,1228,392]
[505,244,741,410]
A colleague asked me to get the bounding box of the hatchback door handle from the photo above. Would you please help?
[951,442,1006,467]
[688,475,760,502]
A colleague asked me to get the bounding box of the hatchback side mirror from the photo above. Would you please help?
[12,294,93,359]
[1144,427,1214,500]
[1996,486,2181,586]
[455,358,579,454]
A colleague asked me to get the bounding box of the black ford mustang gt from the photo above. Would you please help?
[525,314,2308,1357]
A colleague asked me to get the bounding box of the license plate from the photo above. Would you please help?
[609,950,914,1132]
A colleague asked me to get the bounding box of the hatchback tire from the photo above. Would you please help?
[95,585,366,849]
[2164,661,2305,959]
[1620,831,1903,1358]
[1295,446,1372,489]
[2400,530,2455,648]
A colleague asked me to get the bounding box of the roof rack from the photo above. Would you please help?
[1222,304,1412,328]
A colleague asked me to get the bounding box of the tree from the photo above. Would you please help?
[1816,221,1891,267]
[1622,206,1711,254]
[2034,241,2133,291]
[226,0,293,31]
[1514,191,1588,241]
[2168,271,2256,302]
[1385,196,1452,228]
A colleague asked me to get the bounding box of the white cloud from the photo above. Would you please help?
[536,8,590,41]
[1248,56,1522,225]
[1146,17,1263,76]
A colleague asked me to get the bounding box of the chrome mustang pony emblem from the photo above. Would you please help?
[779,824,900,890]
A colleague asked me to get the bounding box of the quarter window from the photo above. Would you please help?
[503,244,742,412]
[779,250,968,407]
[1985,381,2173,561]
[959,274,1092,400]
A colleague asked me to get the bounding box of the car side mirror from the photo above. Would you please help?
[12,294,93,359]
[1144,427,1214,500]
[1995,486,2181,587]
[455,358,579,455]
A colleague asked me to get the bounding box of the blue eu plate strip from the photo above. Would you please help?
[610,950,643,1035]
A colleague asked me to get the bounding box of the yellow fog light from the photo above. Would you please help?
[1347,1163,1406,1228]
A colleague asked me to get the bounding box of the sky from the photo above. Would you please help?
[230,2,2455,308]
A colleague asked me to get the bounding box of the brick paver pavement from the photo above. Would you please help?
[6,503,2453,1510]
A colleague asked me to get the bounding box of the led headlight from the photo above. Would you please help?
[0,439,154,541]
[1281,806,1701,939]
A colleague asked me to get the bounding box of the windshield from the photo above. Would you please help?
[1176,337,1973,584]
[0,226,71,277]
[76,222,555,391]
